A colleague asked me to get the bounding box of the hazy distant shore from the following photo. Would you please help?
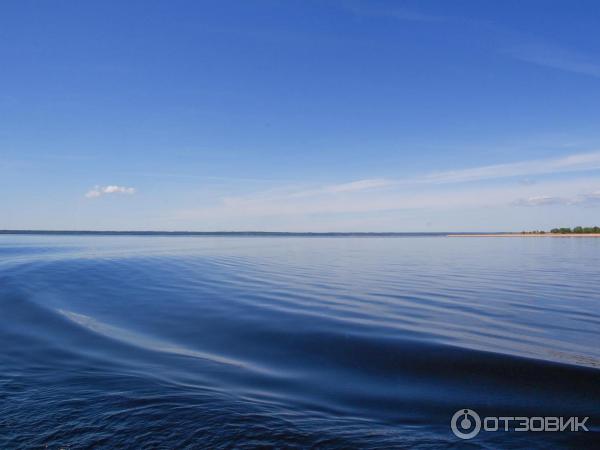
[2,230,599,238]
[0,230,452,237]
[448,233,600,237]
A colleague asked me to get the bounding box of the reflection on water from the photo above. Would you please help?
[1,235,599,448]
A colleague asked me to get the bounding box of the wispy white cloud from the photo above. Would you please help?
[344,2,444,22]
[324,178,394,193]
[288,178,395,198]
[173,151,600,226]
[419,151,600,184]
[349,2,600,79]
[582,190,600,203]
[279,151,600,199]
[514,190,600,207]
[85,185,136,199]
[512,196,567,207]
[289,151,600,201]
[506,42,600,78]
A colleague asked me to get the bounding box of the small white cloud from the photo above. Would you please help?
[85,185,136,199]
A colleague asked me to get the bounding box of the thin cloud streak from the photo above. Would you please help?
[315,151,600,193]
[178,179,600,224]
[343,1,445,23]
[288,178,395,198]
[418,151,600,184]
[506,42,600,78]
[174,151,600,225]
[512,196,567,207]
[349,2,600,79]
[514,190,600,207]
[283,151,600,201]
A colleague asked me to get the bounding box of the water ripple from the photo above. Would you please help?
[1,235,599,448]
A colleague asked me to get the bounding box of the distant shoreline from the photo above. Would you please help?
[448,233,600,237]
[1,230,599,238]
[0,230,464,237]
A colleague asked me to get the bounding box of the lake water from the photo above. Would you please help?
[1,235,599,448]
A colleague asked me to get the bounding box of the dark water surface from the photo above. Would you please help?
[1,235,599,448]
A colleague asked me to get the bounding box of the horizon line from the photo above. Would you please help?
[0,229,518,236]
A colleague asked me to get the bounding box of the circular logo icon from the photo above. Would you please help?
[451,409,481,439]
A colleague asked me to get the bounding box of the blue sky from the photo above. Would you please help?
[2,0,600,231]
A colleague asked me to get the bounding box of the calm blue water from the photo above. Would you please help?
[1,235,599,448]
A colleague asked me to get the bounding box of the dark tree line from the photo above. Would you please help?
[550,226,600,234]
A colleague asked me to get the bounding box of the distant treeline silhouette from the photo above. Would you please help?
[522,227,600,234]
[550,226,600,234]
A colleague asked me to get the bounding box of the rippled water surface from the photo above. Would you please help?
[1,235,599,448]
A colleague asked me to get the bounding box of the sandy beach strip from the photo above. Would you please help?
[448,234,600,237]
